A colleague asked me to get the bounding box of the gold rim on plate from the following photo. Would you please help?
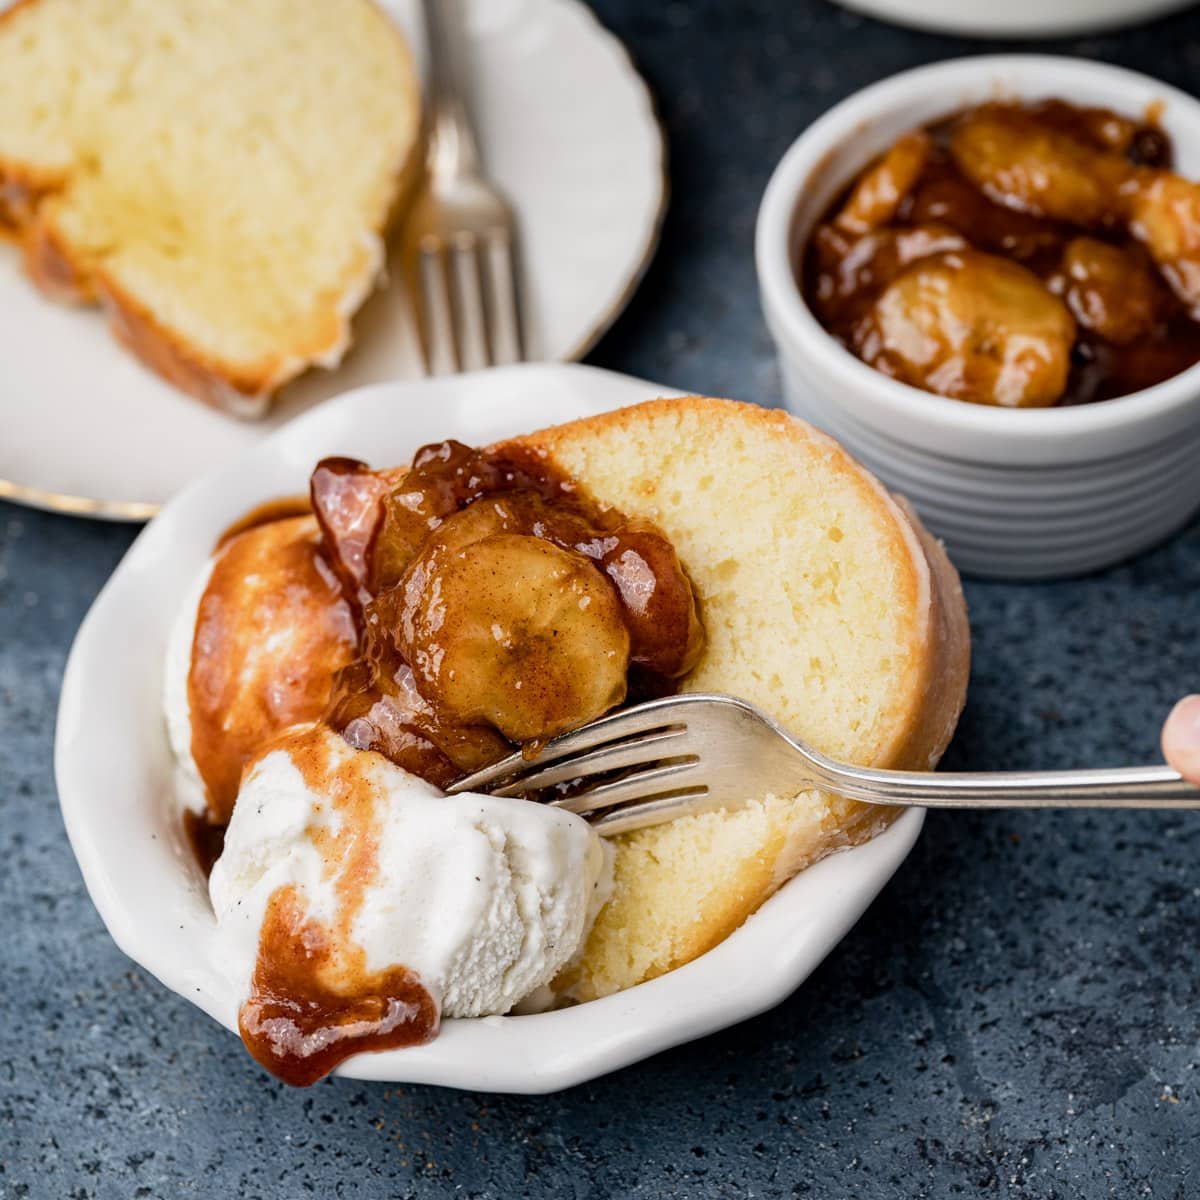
[0,477,159,521]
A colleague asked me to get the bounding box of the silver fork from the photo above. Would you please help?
[404,0,523,374]
[447,693,1200,837]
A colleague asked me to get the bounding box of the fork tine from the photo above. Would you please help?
[548,759,703,813]
[450,232,489,370]
[589,788,715,837]
[484,728,691,797]
[417,238,459,376]
[444,748,530,796]
[447,707,695,796]
[483,227,522,365]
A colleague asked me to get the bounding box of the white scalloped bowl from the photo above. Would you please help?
[55,363,923,1094]
[756,56,1200,579]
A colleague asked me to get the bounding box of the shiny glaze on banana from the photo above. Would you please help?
[313,440,704,785]
[802,99,1200,407]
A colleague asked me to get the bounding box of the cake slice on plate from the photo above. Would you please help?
[0,0,421,415]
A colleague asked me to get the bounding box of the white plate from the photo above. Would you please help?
[55,362,924,1094]
[0,0,665,519]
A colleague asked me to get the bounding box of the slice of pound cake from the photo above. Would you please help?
[0,0,420,415]
[501,397,971,1002]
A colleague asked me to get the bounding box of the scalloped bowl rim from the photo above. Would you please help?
[54,362,924,1094]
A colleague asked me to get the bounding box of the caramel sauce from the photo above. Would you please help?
[186,444,702,819]
[240,886,436,1087]
[216,495,312,548]
[237,728,437,1086]
[184,442,704,1084]
[183,809,226,878]
[186,515,358,824]
[802,99,1200,406]
[307,459,394,602]
[316,441,703,783]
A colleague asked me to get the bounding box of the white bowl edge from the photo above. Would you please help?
[54,362,926,1093]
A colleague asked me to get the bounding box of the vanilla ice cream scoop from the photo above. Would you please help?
[209,725,608,1082]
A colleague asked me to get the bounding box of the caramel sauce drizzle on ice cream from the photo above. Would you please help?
[237,729,437,1087]
[187,515,357,824]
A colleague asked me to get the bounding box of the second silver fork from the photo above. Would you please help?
[404,0,523,374]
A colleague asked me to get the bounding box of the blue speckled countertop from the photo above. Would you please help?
[4,2,1200,1196]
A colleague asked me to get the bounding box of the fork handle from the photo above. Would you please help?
[811,761,1199,808]
[421,0,482,177]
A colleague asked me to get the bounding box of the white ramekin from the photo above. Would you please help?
[756,55,1200,579]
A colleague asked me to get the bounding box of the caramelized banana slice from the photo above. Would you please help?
[858,249,1076,408]
[835,132,931,234]
[397,533,630,743]
[416,491,589,557]
[310,457,392,601]
[326,660,510,786]
[1060,237,1162,343]
[949,105,1131,227]
[371,441,487,591]
[601,528,705,679]
[808,222,968,329]
[1129,171,1200,315]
